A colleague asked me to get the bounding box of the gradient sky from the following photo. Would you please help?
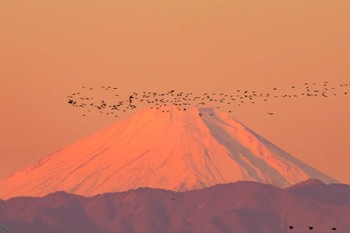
[1,0,349,184]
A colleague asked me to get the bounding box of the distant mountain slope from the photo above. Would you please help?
[0,180,349,233]
[0,106,337,200]
[286,178,350,205]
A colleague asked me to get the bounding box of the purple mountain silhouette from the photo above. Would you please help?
[0,179,349,233]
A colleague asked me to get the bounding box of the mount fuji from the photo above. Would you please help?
[0,106,337,200]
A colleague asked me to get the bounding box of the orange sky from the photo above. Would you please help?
[0,0,349,184]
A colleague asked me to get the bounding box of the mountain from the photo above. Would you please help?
[0,180,349,233]
[0,106,337,200]
[286,178,350,205]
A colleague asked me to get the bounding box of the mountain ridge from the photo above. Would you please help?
[1,179,349,233]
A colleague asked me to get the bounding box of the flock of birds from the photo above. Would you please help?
[67,81,350,118]
[288,225,338,231]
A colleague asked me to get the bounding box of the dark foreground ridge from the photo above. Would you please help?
[0,179,349,233]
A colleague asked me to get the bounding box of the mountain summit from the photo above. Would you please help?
[0,106,337,200]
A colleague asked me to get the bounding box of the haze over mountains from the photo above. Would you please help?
[0,106,337,200]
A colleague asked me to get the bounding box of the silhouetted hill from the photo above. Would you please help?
[0,179,349,233]
[286,178,350,205]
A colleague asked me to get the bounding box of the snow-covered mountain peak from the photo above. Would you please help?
[0,106,337,200]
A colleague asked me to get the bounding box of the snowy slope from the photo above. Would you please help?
[0,106,337,200]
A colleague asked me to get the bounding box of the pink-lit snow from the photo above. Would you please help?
[0,106,337,200]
